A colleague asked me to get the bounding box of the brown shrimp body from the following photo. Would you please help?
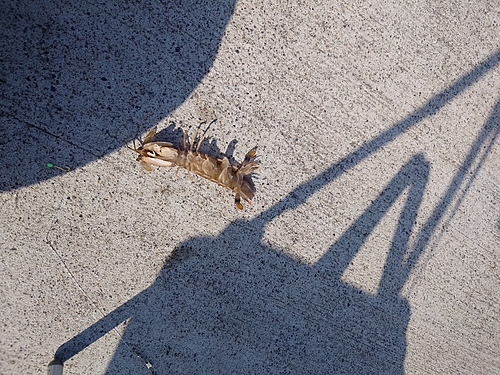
[133,127,259,209]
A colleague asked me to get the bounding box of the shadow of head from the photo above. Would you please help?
[0,0,237,191]
[103,217,410,374]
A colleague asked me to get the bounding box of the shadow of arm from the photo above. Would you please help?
[55,295,140,362]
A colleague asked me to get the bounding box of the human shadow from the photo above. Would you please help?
[0,0,236,191]
[53,51,500,373]
[55,153,429,374]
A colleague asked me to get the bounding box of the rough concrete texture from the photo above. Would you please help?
[1,0,499,374]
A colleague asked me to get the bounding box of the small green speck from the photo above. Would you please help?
[47,163,54,168]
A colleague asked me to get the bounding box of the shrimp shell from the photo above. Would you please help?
[132,126,259,209]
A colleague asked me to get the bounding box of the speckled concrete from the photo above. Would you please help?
[1,0,499,374]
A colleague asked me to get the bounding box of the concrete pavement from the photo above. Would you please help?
[1,0,499,374]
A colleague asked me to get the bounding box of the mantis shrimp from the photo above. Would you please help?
[130,125,259,209]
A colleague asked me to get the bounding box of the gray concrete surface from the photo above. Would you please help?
[1,0,499,374]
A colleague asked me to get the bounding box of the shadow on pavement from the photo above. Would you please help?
[53,51,500,373]
[0,0,236,191]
